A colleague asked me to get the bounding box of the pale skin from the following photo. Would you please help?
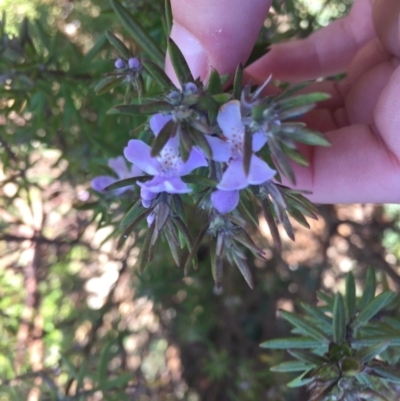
[167,0,400,204]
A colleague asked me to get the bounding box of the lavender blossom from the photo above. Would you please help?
[91,156,143,194]
[124,113,207,206]
[114,58,126,69]
[210,100,276,214]
[128,57,141,70]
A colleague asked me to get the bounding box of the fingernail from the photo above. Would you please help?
[165,23,209,86]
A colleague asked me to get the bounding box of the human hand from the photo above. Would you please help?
[168,0,400,204]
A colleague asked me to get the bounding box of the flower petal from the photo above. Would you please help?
[139,176,191,194]
[217,100,244,142]
[131,164,144,177]
[252,131,268,152]
[177,147,208,176]
[124,139,161,175]
[108,156,130,179]
[217,158,248,191]
[248,155,276,185]
[149,113,172,136]
[205,136,233,162]
[140,186,157,207]
[91,175,116,192]
[211,189,239,214]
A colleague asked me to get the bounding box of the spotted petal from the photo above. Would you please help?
[217,100,244,142]
[139,176,191,194]
[211,189,239,214]
[205,136,233,162]
[124,139,162,176]
[149,113,173,136]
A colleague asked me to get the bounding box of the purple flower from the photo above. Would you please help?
[91,156,143,194]
[210,100,276,214]
[124,113,207,205]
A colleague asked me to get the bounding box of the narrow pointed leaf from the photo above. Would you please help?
[119,199,143,232]
[142,58,174,90]
[211,242,223,288]
[106,30,130,59]
[111,104,142,115]
[276,92,330,110]
[189,128,212,158]
[117,208,153,250]
[261,337,323,349]
[183,220,210,272]
[345,272,356,319]
[287,372,314,388]
[232,253,254,289]
[168,38,193,86]
[181,175,217,187]
[269,138,295,184]
[233,64,243,100]
[95,76,125,95]
[317,292,334,308]
[358,268,376,310]
[287,207,310,229]
[282,128,330,147]
[155,202,170,233]
[287,349,327,365]
[261,199,281,249]
[275,81,311,100]
[271,361,314,373]
[243,130,252,176]
[164,0,172,35]
[353,291,397,329]
[207,69,222,95]
[151,119,175,157]
[357,342,390,363]
[104,177,142,192]
[282,212,295,241]
[165,228,180,266]
[279,310,329,341]
[333,293,346,344]
[278,104,316,120]
[138,222,156,272]
[141,101,174,114]
[300,304,331,328]
[371,366,400,384]
[110,0,164,64]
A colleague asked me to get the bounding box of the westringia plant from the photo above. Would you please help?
[261,269,400,401]
[93,0,331,288]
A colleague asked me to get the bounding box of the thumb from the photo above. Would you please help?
[166,0,271,84]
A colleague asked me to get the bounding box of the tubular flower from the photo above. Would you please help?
[124,113,207,206]
[210,100,276,214]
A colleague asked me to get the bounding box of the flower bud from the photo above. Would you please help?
[114,58,126,69]
[128,57,141,70]
[184,82,198,95]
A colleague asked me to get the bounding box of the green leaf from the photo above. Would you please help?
[141,101,174,114]
[278,104,316,120]
[138,222,156,272]
[181,174,217,187]
[269,138,295,184]
[333,293,346,344]
[142,58,174,90]
[281,127,330,147]
[287,372,314,388]
[117,208,153,249]
[345,272,356,319]
[106,30,130,59]
[243,130,252,176]
[282,213,295,241]
[104,177,142,192]
[353,336,400,347]
[232,253,254,289]
[189,128,213,158]
[94,76,125,95]
[276,92,330,110]
[261,199,281,249]
[179,124,192,162]
[358,268,376,310]
[168,38,193,86]
[275,81,311,100]
[279,311,329,341]
[317,291,334,308]
[212,93,232,104]
[184,220,210,272]
[357,341,390,363]
[84,32,108,62]
[371,366,400,384]
[287,349,327,365]
[119,199,143,232]
[164,0,172,36]
[353,291,397,329]
[300,304,331,330]
[207,69,223,95]
[110,0,164,64]
[270,361,314,373]
[287,207,310,229]
[151,119,176,156]
[233,64,243,100]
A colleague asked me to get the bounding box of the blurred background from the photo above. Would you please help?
[2,0,400,400]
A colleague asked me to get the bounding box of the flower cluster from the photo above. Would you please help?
[92,35,330,287]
